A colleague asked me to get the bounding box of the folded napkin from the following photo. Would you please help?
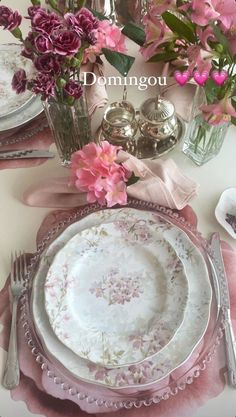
[23,152,199,210]
[85,63,108,116]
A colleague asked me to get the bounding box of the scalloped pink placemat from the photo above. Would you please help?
[0,205,235,417]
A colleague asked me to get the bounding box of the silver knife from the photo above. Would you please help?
[211,232,236,388]
[0,149,55,159]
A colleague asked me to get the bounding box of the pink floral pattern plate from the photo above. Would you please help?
[44,222,188,367]
[32,208,212,388]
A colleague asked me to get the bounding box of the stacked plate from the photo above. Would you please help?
[0,44,43,133]
[23,202,221,410]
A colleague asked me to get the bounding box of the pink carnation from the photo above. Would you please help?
[70,141,131,207]
[0,6,22,31]
[12,69,27,94]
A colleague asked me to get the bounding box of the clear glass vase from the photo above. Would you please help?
[43,95,91,166]
[182,87,229,166]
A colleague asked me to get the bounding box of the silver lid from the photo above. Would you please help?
[140,97,175,124]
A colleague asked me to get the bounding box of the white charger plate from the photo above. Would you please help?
[32,208,212,389]
[44,222,188,368]
[0,44,43,132]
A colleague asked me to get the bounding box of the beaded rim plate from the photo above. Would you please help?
[32,206,211,389]
[20,201,224,409]
[44,221,188,368]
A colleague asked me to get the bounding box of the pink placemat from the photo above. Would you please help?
[0,205,235,417]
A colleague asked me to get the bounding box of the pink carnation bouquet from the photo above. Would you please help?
[0,0,134,105]
[70,141,138,207]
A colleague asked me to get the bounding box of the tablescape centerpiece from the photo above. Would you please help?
[123,0,236,165]
[0,1,135,165]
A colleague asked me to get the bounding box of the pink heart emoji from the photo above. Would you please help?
[212,70,228,86]
[174,70,190,86]
[193,70,209,86]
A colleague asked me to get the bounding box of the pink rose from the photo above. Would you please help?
[34,55,61,75]
[12,69,27,94]
[64,80,83,99]
[34,34,53,53]
[32,8,62,35]
[52,30,81,56]
[31,73,56,100]
[0,6,22,31]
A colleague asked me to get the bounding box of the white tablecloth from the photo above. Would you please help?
[0,2,236,416]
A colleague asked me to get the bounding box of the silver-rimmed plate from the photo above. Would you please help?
[0,44,43,132]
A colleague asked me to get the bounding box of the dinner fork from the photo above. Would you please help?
[2,252,27,390]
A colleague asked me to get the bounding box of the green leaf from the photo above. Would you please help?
[31,0,41,5]
[213,24,229,52]
[231,97,236,110]
[231,116,236,125]
[102,48,135,76]
[122,22,145,47]
[10,27,23,41]
[204,79,220,104]
[148,51,178,63]
[76,0,86,9]
[162,11,196,43]
[127,173,139,186]
[89,7,109,21]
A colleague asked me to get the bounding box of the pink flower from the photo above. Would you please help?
[212,0,236,31]
[70,141,132,207]
[52,30,81,56]
[31,73,56,100]
[84,20,127,61]
[32,8,62,35]
[150,0,176,15]
[190,0,220,26]
[27,6,41,18]
[65,8,98,44]
[0,6,22,31]
[34,54,61,75]
[12,69,27,94]
[197,27,216,51]
[201,98,236,125]
[186,45,212,73]
[64,80,83,99]
[141,16,174,61]
[34,34,53,54]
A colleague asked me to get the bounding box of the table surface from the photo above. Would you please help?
[0,2,236,417]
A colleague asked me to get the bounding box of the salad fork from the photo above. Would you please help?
[2,252,27,390]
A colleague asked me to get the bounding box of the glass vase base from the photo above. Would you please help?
[182,142,222,166]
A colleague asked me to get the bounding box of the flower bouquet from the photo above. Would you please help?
[123,0,236,165]
[0,0,134,164]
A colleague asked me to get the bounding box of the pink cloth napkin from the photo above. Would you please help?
[23,153,198,210]
[0,205,232,417]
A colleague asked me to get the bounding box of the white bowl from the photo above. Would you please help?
[215,188,236,239]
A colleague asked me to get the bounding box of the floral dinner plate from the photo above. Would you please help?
[44,222,188,367]
[32,207,212,389]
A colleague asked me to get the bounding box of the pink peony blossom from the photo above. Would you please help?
[70,141,132,207]
[201,97,236,125]
[12,69,27,94]
[0,5,22,31]
[52,30,81,56]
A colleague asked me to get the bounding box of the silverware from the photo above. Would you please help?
[211,233,236,388]
[0,149,55,159]
[2,252,27,390]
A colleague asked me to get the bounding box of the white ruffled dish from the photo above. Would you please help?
[215,188,236,239]
[44,222,188,368]
[32,208,212,390]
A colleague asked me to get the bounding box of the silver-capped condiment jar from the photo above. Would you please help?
[139,97,178,141]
